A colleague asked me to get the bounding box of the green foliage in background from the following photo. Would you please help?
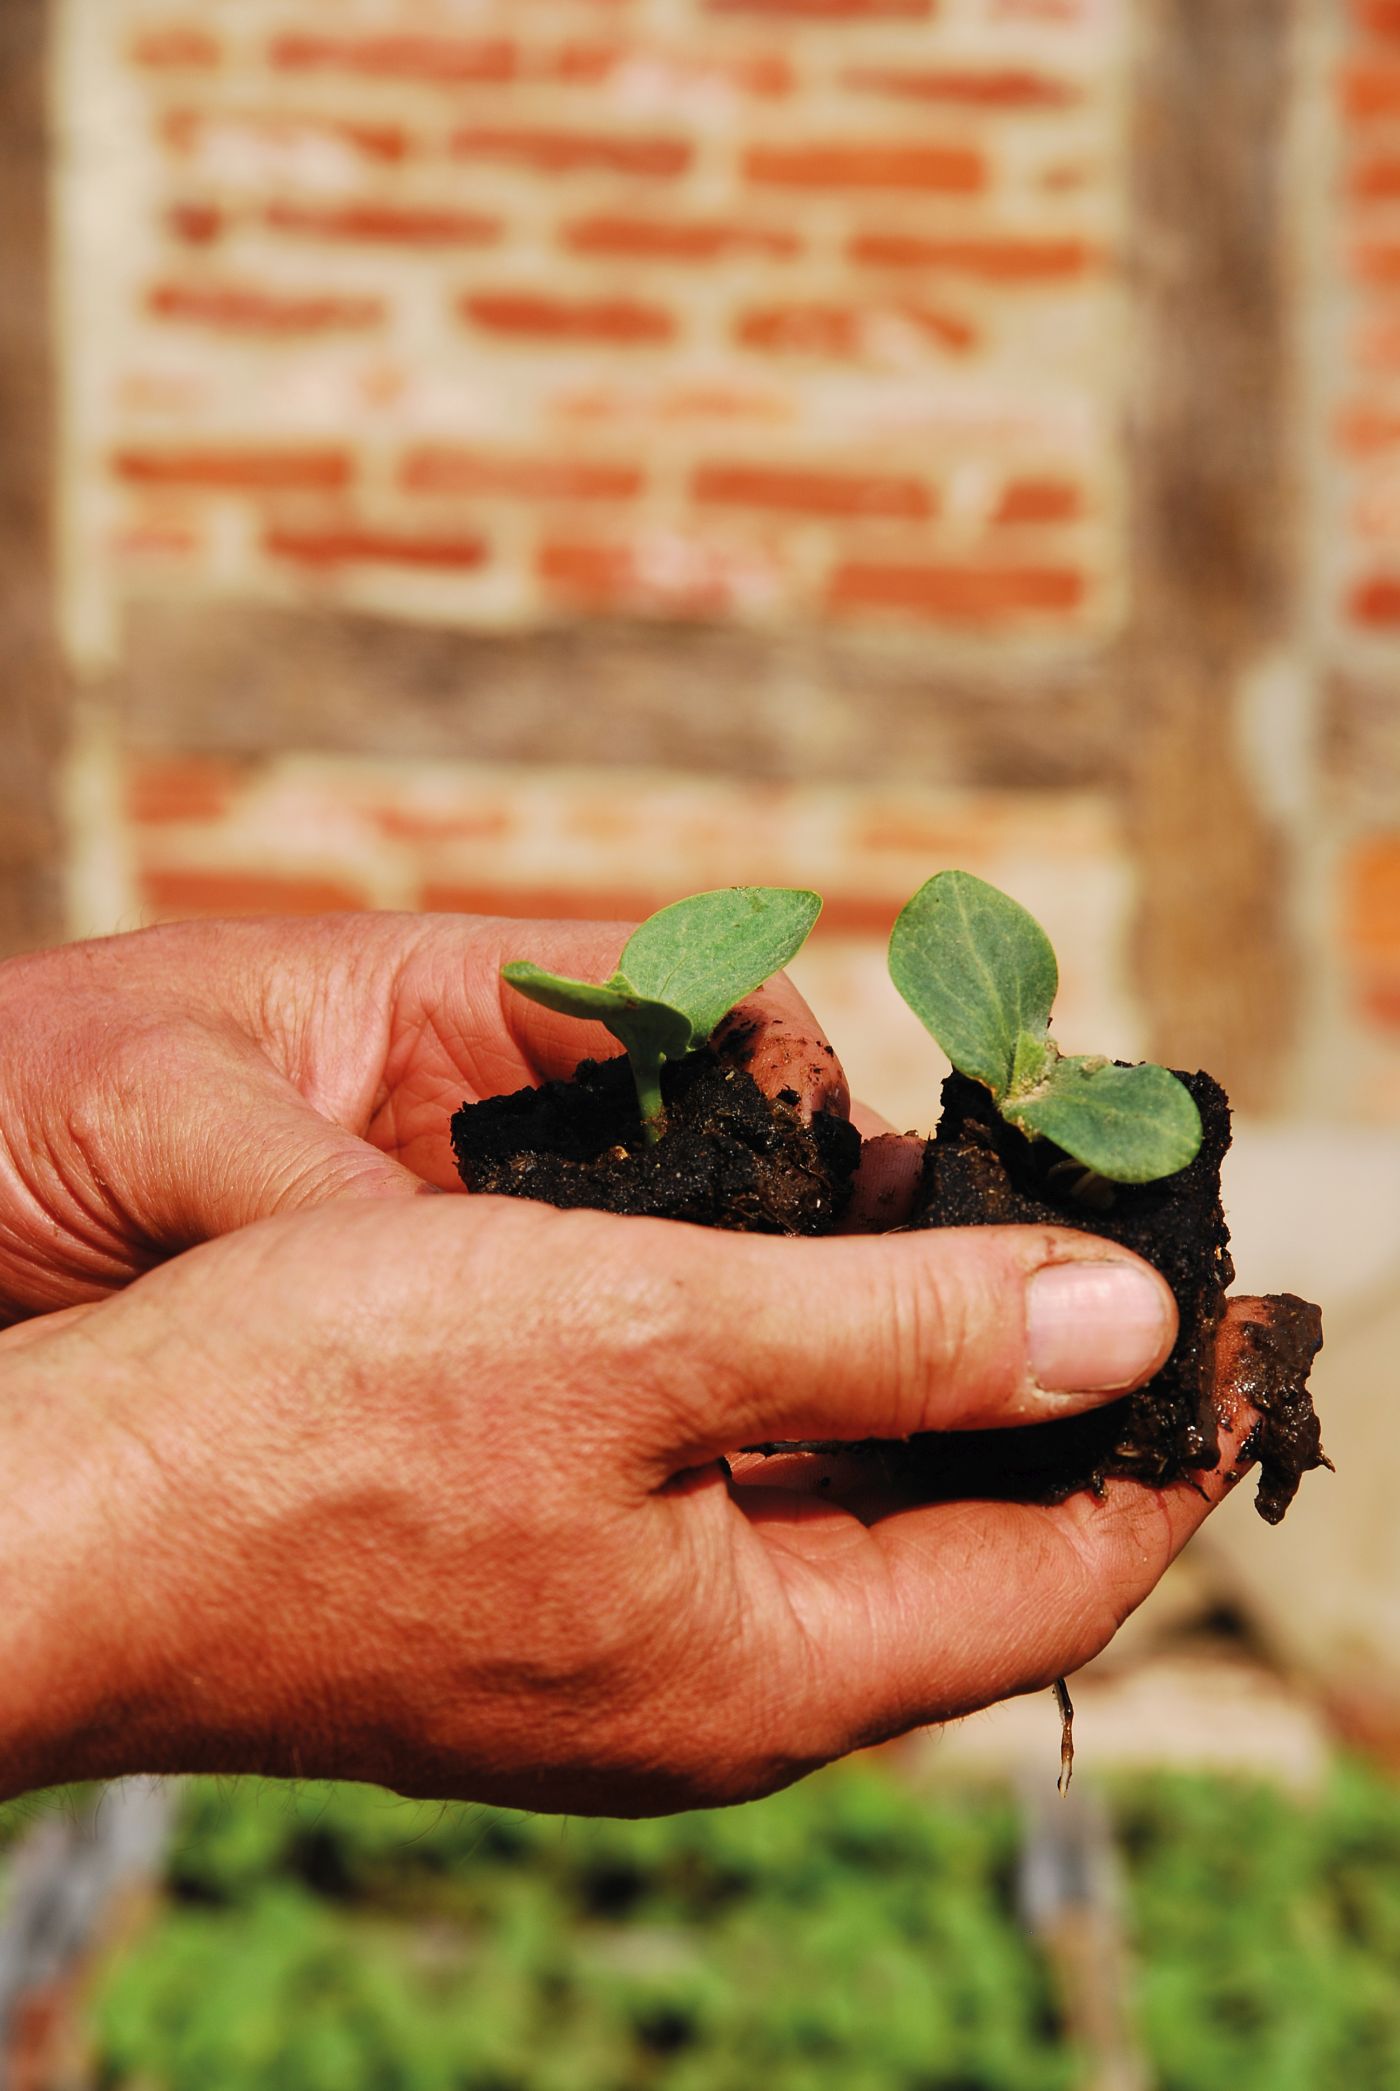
[88,1769,1068,2091]
[5,1759,1399,2091]
[1121,1766,1400,2091]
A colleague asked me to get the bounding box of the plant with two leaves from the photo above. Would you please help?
[503,886,821,1144]
[889,870,1202,1185]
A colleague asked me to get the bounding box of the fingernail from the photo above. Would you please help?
[1027,1261,1175,1395]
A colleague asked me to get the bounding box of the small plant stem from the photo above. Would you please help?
[632,1056,668,1146]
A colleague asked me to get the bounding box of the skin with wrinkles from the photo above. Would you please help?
[0,1195,1262,1814]
[0,914,1258,1813]
[0,914,847,1320]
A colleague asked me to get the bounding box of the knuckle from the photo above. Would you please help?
[891,1239,1027,1430]
[880,1252,975,1434]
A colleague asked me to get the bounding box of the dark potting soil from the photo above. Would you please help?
[904,1069,1327,1522]
[450,1045,860,1235]
[1220,1294,1329,1525]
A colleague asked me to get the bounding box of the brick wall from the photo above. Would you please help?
[43,0,1400,1133]
[1324,2,1400,1119]
[1340,0,1400,642]
[91,748,1136,1127]
[57,0,1126,653]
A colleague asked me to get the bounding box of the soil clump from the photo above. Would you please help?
[905,1069,1326,1521]
[451,1044,859,1236]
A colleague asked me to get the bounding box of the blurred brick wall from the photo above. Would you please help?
[64,0,1123,641]
[38,0,1400,1132]
[110,751,1138,1127]
[1332,2,1400,1120]
[45,0,1143,1130]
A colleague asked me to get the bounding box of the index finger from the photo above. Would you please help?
[711,974,850,1122]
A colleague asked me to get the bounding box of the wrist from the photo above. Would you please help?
[0,1330,191,1798]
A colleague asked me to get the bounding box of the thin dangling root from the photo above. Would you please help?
[1053,1677,1075,1793]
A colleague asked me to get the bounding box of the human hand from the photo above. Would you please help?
[0,913,849,1319]
[0,1191,1254,1814]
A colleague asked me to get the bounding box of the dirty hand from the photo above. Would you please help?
[0,914,848,1319]
[0,1191,1251,1813]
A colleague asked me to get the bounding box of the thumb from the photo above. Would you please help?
[653,1223,1178,1460]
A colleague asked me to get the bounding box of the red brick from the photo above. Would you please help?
[1338,403,1400,453]
[141,869,368,918]
[113,446,353,491]
[126,756,241,826]
[706,0,932,16]
[994,478,1084,524]
[420,878,664,923]
[1356,0,1400,37]
[1363,977,1400,1029]
[851,808,984,856]
[744,142,983,192]
[737,302,976,356]
[997,0,1086,18]
[842,65,1077,106]
[265,523,489,571]
[828,561,1086,619]
[1344,836,1400,957]
[265,200,501,248]
[163,109,408,164]
[692,461,932,518]
[148,283,384,333]
[537,538,780,615]
[1349,574,1400,625]
[371,808,513,845]
[130,24,221,67]
[167,201,225,245]
[417,878,911,939]
[401,447,643,500]
[537,541,653,608]
[113,520,204,560]
[561,214,800,261]
[551,380,792,424]
[552,42,792,94]
[452,127,690,177]
[463,292,674,345]
[1352,482,1400,540]
[1350,154,1400,199]
[1356,319,1400,372]
[850,232,1097,276]
[1352,242,1400,286]
[1343,62,1400,119]
[1041,162,1091,192]
[268,33,516,82]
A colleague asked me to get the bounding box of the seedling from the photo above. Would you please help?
[503,886,822,1144]
[889,870,1202,1184]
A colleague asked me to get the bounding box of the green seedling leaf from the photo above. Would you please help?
[502,886,821,1143]
[618,886,822,1046]
[888,868,1204,1184]
[1008,1056,1204,1184]
[888,871,1058,1095]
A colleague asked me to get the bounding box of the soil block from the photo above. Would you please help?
[451,1044,860,1236]
[904,1069,1327,1523]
